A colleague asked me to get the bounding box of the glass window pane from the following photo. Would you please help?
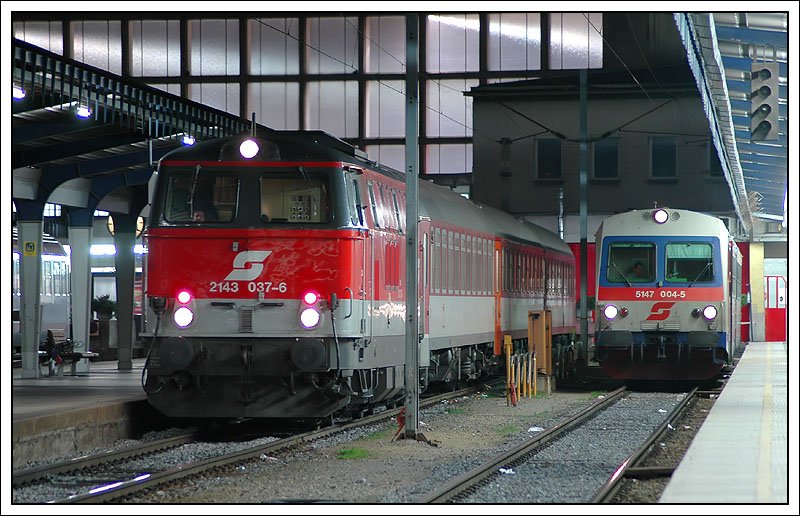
[147,83,181,96]
[426,14,479,73]
[166,172,238,223]
[131,20,181,77]
[261,175,330,223]
[13,21,63,54]
[607,242,656,283]
[248,83,300,130]
[366,80,405,138]
[549,13,603,69]
[537,139,562,179]
[365,145,405,172]
[651,136,676,177]
[426,144,472,175]
[593,138,619,179]
[365,16,405,73]
[305,81,359,138]
[189,19,240,76]
[72,21,122,74]
[306,17,359,74]
[426,78,478,137]
[487,13,541,71]
[666,243,713,283]
[188,83,240,116]
[248,18,300,75]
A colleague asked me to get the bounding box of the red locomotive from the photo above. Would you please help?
[141,129,580,420]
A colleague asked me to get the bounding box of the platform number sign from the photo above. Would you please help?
[23,241,37,257]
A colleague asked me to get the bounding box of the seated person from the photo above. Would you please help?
[630,261,649,281]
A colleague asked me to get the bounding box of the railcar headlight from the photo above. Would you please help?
[702,305,718,321]
[174,306,194,328]
[603,304,619,320]
[653,209,669,224]
[300,307,321,329]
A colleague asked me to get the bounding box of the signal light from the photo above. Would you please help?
[750,61,780,141]
[302,291,319,305]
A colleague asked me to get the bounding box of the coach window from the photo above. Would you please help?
[665,242,714,284]
[391,190,404,233]
[346,174,363,226]
[607,242,655,283]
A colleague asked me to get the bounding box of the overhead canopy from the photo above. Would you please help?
[676,12,788,232]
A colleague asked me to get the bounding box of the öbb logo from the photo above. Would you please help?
[646,301,675,321]
[224,251,272,281]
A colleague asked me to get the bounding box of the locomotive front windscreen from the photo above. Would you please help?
[165,171,239,223]
[260,176,330,223]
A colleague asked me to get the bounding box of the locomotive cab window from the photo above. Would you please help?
[606,242,655,283]
[260,175,330,223]
[665,242,714,284]
[165,172,238,223]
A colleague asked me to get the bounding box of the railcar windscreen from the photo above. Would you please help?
[606,242,655,283]
[665,242,714,283]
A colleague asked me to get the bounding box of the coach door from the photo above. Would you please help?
[764,275,786,342]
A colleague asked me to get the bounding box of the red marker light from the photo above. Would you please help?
[302,291,319,305]
[177,290,192,304]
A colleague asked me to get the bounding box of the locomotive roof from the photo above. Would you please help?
[160,130,571,256]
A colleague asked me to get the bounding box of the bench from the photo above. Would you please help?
[41,329,100,376]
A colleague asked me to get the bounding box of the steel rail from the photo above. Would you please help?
[418,386,628,503]
[47,383,494,503]
[591,386,699,503]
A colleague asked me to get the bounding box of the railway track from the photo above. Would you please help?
[13,383,495,504]
[418,386,629,503]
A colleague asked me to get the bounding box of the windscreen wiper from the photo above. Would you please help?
[688,262,712,287]
[611,262,631,287]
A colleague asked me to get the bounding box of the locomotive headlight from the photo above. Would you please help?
[239,139,260,159]
[603,304,619,320]
[702,305,718,321]
[653,209,669,224]
[300,307,321,329]
[302,291,320,305]
[174,306,194,328]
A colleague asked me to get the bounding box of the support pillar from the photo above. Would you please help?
[68,226,93,373]
[18,221,43,379]
[112,214,137,370]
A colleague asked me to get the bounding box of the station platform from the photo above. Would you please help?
[6,345,796,507]
[659,341,794,506]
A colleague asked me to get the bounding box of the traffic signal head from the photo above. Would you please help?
[750,62,780,141]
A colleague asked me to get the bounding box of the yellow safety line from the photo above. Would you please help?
[756,344,773,501]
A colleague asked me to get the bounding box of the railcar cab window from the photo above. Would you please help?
[165,172,238,223]
[665,242,714,284]
[606,242,655,284]
[260,174,330,223]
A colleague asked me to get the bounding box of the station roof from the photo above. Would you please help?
[677,12,789,231]
[11,11,790,233]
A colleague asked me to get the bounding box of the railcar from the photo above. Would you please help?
[12,227,72,354]
[593,207,742,381]
[141,129,579,419]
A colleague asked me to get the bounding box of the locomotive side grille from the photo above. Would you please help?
[240,306,254,333]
